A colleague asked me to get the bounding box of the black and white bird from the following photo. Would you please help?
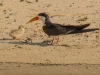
[27,13,90,44]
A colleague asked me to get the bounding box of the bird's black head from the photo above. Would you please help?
[26,12,51,25]
[38,13,49,18]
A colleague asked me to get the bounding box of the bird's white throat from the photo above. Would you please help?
[38,15,46,26]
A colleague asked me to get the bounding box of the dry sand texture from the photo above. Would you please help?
[0,0,100,75]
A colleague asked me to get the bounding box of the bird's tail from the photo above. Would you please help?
[73,23,90,30]
[66,23,90,30]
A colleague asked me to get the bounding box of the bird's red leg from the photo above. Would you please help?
[13,37,19,40]
[13,37,17,40]
[49,37,54,45]
[55,36,59,44]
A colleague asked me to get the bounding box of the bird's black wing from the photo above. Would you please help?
[61,23,90,30]
[49,23,91,34]
[50,23,74,33]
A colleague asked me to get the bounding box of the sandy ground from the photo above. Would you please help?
[0,62,100,75]
[0,0,100,74]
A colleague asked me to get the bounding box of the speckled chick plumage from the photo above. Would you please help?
[9,25,25,39]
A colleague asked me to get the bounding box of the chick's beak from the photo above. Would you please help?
[26,16,39,24]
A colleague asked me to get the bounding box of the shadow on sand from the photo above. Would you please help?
[2,41,50,47]
[68,28,99,34]
[0,28,99,47]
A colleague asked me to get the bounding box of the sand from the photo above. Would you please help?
[0,0,100,75]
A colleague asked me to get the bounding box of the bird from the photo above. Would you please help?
[9,25,25,40]
[26,13,90,45]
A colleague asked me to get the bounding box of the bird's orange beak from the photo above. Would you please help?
[26,16,39,24]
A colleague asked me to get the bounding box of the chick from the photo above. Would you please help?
[9,25,25,40]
